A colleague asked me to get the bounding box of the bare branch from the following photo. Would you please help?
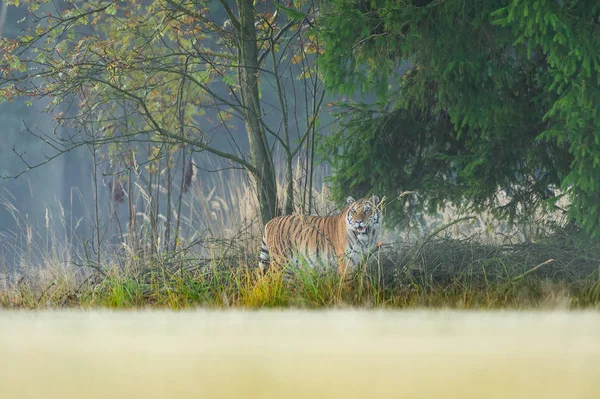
[218,0,241,32]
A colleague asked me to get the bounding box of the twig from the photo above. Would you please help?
[36,281,56,305]
[511,259,554,282]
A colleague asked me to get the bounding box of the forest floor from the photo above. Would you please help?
[2,229,600,310]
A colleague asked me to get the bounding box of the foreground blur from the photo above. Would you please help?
[0,310,598,399]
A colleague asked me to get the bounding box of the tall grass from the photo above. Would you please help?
[2,233,599,309]
[1,158,599,310]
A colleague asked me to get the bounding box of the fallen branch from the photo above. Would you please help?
[511,259,554,282]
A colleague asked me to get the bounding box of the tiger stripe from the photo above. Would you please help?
[258,195,382,278]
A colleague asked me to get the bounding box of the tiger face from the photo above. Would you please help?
[345,195,381,237]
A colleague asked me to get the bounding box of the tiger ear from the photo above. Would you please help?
[371,195,380,206]
[346,196,356,205]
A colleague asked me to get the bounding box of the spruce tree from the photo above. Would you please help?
[318,0,600,236]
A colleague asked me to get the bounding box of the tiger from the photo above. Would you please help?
[258,195,382,278]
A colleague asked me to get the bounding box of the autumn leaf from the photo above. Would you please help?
[106,4,117,16]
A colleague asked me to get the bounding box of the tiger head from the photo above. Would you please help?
[345,195,381,236]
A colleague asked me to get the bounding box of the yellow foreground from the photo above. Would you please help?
[0,310,599,399]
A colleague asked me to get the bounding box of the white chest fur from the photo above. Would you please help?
[344,229,378,268]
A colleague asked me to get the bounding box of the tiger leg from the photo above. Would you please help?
[258,237,270,273]
[337,259,354,288]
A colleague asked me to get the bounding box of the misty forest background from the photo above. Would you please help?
[1,0,600,308]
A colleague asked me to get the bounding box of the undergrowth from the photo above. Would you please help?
[2,230,599,310]
[1,161,598,310]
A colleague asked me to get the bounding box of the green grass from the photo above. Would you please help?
[2,158,594,310]
[3,231,600,310]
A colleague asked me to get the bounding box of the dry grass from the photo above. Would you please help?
[1,161,599,310]
[1,310,599,399]
[1,162,599,396]
[1,231,599,309]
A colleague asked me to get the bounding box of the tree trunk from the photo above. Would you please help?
[285,155,294,215]
[236,0,278,225]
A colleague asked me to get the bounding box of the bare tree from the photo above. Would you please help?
[0,0,325,255]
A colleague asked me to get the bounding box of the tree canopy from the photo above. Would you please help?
[2,0,599,240]
[0,0,324,241]
[318,0,600,236]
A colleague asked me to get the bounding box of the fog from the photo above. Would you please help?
[0,1,408,273]
[0,2,336,270]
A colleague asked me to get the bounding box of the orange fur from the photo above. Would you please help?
[259,196,381,277]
